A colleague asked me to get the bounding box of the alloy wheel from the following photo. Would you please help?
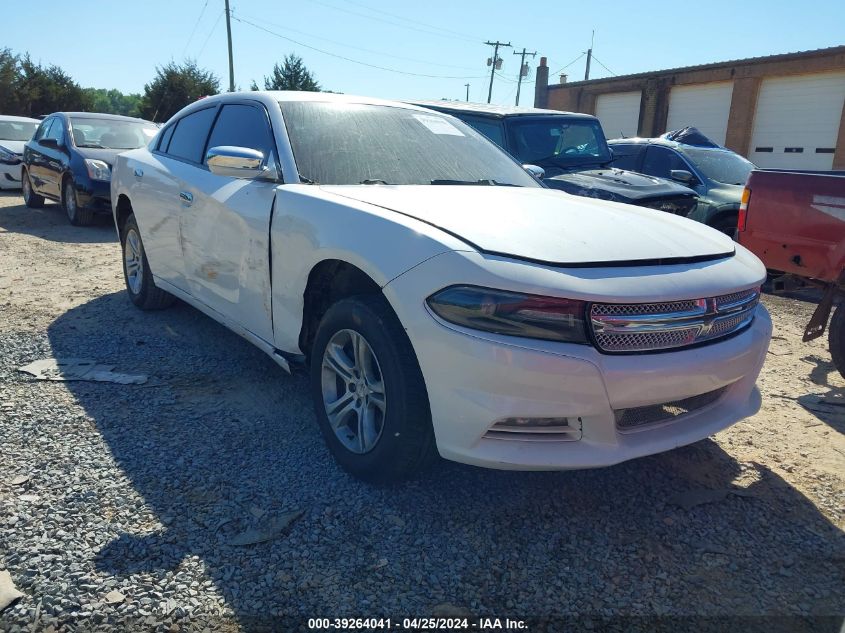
[22,175,31,203]
[320,329,386,454]
[124,228,144,295]
[64,181,77,221]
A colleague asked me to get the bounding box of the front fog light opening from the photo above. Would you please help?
[486,416,583,441]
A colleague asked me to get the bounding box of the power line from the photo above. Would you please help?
[338,0,482,43]
[196,10,224,59]
[590,54,616,76]
[182,0,210,58]
[308,0,480,44]
[549,52,586,77]
[233,16,487,80]
[234,12,480,71]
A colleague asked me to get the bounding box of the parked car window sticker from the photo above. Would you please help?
[412,114,465,136]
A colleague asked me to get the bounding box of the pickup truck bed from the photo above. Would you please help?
[737,169,845,375]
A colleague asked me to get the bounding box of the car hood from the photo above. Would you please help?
[544,167,696,202]
[75,146,126,166]
[0,140,26,155]
[320,185,734,266]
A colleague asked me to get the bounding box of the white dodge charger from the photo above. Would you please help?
[111,92,771,482]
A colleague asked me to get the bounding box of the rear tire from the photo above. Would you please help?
[63,177,93,226]
[829,302,845,380]
[120,213,175,310]
[310,295,436,483]
[22,169,44,208]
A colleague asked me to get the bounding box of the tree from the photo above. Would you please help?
[83,88,142,117]
[139,60,220,122]
[259,54,320,92]
[13,54,90,116]
[0,48,19,114]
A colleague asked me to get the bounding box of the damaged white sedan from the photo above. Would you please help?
[111,92,771,482]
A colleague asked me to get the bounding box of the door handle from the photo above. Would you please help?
[179,191,193,205]
[134,168,143,178]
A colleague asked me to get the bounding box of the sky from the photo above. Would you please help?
[4,0,844,106]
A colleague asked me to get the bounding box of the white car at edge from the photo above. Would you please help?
[0,115,40,189]
[111,91,771,482]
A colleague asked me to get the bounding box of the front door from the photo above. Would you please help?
[177,102,280,344]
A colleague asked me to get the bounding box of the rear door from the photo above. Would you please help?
[177,101,279,343]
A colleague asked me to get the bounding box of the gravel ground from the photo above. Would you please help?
[0,191,843,632]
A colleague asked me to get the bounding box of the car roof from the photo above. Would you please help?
[606,136,736,153]
[51,112,156,124]
[0,115,41,124]
[408,100,596,120]
[195,91,440,114]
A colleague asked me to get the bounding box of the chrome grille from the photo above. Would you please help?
[590,288,760,353]
[615,386,728,430]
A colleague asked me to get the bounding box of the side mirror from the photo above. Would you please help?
[206,146,274,180]
[670,169,695,184]
[523,164,545,180]
[39,138,59,149]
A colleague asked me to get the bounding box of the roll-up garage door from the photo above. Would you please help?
[749,72,845,170]
[666,82,733,145]
[595,91,641,139]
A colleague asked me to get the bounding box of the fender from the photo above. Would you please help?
[269,185,468,354]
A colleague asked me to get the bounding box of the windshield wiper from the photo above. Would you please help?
[430,179,521,187]
[360,178,391,185]
[77,143,107,149]
[299,176,318,184]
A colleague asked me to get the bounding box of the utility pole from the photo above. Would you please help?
[513,47,536,106]
[484,40,511,104]
[224,0,235,92]
[464,83,470,102]
[584,30,594,81]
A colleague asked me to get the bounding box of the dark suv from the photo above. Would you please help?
[22,112,158,225]
[608,131,756,235]
[411,101,698,216]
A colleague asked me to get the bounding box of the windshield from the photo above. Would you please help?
[506,117,612,167]
[682,147,754,185]
[279,101,539,187]
[69,117,158,150]
[0,120,38,142]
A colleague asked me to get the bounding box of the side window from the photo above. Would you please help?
[462,117,506,149]
[34,118,54,141]
[157,124,175,153]
[45,118,65,143]
[610,144,643,170]
[205,104,275,164]
[641,146,688,179]
[165,107,217,163]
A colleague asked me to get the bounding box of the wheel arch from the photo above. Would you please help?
[114,194,133,235]
[298,259,385,358]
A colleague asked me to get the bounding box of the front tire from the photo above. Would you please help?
[120,213,174,310]
[22,169,44,208]
[829,302,845,380]
[712,215,738,239]
[63,177,93,226]
[310,296,435,483]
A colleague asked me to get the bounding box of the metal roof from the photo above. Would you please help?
[550,45,845,89]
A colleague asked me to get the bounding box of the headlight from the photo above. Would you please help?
[84,159,111,181]
[426,285,589,344]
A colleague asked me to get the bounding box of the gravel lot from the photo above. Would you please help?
[1,191,843,631]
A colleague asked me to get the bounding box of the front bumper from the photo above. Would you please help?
[74,177,111,213]
[0,162,22,189]
[384,251,771,470]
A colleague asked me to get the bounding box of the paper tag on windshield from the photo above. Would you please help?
[413,114,464,136]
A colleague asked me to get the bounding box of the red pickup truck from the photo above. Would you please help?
[737,169,845,376]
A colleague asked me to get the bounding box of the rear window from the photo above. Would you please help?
[166,107,217,163]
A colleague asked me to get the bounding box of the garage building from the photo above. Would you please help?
[534,46,845,170]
